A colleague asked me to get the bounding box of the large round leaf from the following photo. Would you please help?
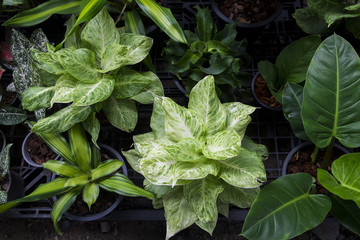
[302,34,360,148]
[241,173,331,240]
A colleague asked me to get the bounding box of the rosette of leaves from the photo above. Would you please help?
[123,75,267,239]
[21,8,163,144]
[163,6,250,102]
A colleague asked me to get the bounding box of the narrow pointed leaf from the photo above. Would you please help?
[83,182,100,209]
[202,130,241,160]
[194,6,214,42]
[83,112,100,147]
[22,86,55,111]
[43,160,83,177]
[69,123,91,172]
[65,174,89,187]
[91,159,123,181]
[64,15,80,49]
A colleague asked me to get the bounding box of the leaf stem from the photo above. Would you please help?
[311,146,319,164]
[320,137,335,169]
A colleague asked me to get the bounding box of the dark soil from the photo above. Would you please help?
[216,0,280,23]
[27,134,57,165]
[254,74,282,108]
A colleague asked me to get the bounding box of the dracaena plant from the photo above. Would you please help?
[0,123,154,235]
[162,6,250,102]
[21,7,164,145]
[123,75,268,239]
[293,0,360,39]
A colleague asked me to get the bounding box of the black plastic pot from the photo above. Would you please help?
[281,142,351,176]
[52,143,127,222]
[251,72,282,112]
[174,79,187,95]
[6,170,24,201]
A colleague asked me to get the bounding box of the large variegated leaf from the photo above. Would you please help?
[302,34,360,148]
[223,102,256,138]
[219,148,266,188]
[241,173,331,240]
[91,159,123,181]
[133,132,173,157]
[69,123,91,172]
[241,136,268,160]
[31,49,66,75]
[102,95,137,133]
[162,97,206,143]
[130,71,164,104]
[83,182,99,209]
[188,75,226,136]
[56,48,101,83]
[112,68,152,99]
[43,160,83,177]
[31,105,92,133]
[0,144,12,177]
[117,33,153,66]
[72,75,114,106]
[122,149,141,173]
[196,219,217,236]
[83,112,100,147]
[318,153,360,208]
[50,74,77,107]
[219,184,259,208]
[22,86,54,111]
[165,138,203,162]
[184,175,224,222]
[150,97,166,138]
[100,44,131,72]
[80,7,120,59]
[202,130,241,161]
[135,0,187,44]
[0,105,27,125]
[163,187,197,240]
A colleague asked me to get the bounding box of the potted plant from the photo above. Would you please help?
[123,75,268,239]
[252,35,321,111]
[241,33,360,239]
[0,122,154,235]
[162,6,250,102]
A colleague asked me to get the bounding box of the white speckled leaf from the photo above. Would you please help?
[100,43,131,72]
[188,75,226,137]
[31,49,66,75]
[0,191,7,204]
[133,132,173,157]
[83,112,100,147]
[219,148,266,188]
[130,71,164,104]
[50,74,77,107]
[118,33,152,65]
[29,29,49,52]
[80,7,120,59]
[184,175,224,222]
[73,74,114,106]
[56,48,101,83]
[163,187,197,240]
[22,86,55,111]
[0,144,12,177]
[112,68,152,99]
[165,137,203,162]
[150,97,166,138]
[223,102,256,138]
[202,130,241,160]
[162,97,206,143]
[31,105,92,133]
[0,105,27,125]
[219,184,259,208]
[102,95,137,133]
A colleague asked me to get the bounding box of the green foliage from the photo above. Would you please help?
[22,8,163,139]
[0,123,154,235]
[123,75,268,239]
[162,6,250,102]
[0,144,12,204]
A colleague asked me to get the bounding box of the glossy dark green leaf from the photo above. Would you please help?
[0,104,27,125]
[293,7,329,35]
[194,6,214,42]
[345,17,360,39]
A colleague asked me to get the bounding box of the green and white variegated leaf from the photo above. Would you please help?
[188,75,226,137]
[69,123,91,172]
[0,105,27,125]
[50,74,77,107]
[100,43,131,72]
[72,74,115,106]
[31,105,92,133]
[118,33,153,65]
[241,136,268,160]
[202,130,241,161]
[83,112,100,147]
[150,97,166,138]
[195,219,217,236]
[130,71,164,104]
[219,184,259,208]
[162,97,206,143]
[217,198,229,217]
[165,137,203,162]
[144,179,172,199]
[102,95,137,133]
[223,102,256,138]
[0,192,7,204]
[65,174,89,187]
[43,160,83,177]
[56,48,101,83]
[83,182,99,209]
[34,109,46,120]
[91,159,123,181]
[10,29,32,70]
[163,187,197,240]
[112,68,152,99]
[219,148,266,188]
[80,7,120,59]
[122,149,141,173]
[133,132,174,157]
[30,28,49,52]
[184,175,224,222]
[31,49,65,75]
[22,86,55,111]
[0,144,12,177]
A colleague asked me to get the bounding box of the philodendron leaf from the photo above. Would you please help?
[163,187,197,240]
[72,75,115,106]
[0,105,27,125]
[188,75,226,137]
[219,148,266,188]
[56,48,101,84]
[83,112,100,147]
[318,153,360,208]
[83,182,99,209]
[102,95,137,133]
[80,7,120,59]
[302,34,360,148]
[22,86,55,111]
[241,173,331,240]
[202,130,241,161]
[50,74,77,107]
[0,144,12,177]
[130,71,164,104]
[223,102,256,138]
[112,68,152,99]
[31,105,92,133]
[283,83,309,140]
[162,97,206,143]
[219,184,259,209]
[184,175,224,222]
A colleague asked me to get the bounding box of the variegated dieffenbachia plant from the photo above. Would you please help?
[123,75,268,239]
[21,7,163,144]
